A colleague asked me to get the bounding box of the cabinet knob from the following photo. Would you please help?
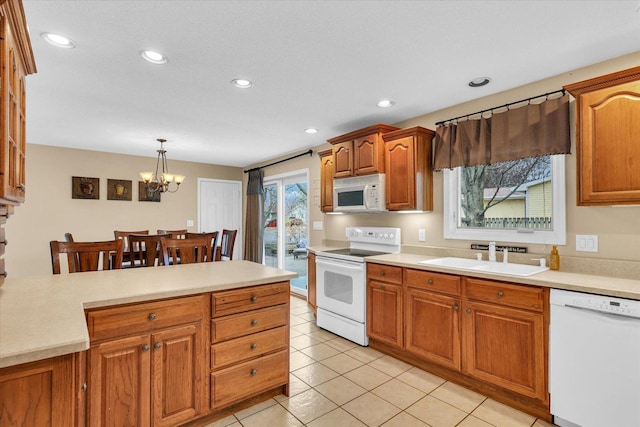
[0,239,7,246]
[380,271,385,276]
[453,305,459,311]
[497,291,504,298]
[81,383,87,392]
[466,308,472,314]
[142,344,150,352]
[427,279,433,284]
[0,272,6,278]
[154,342,162,350]
[380,284,385,290]
[251,369,257,376]
[250,343,257,350]
[251,295,258,302]
[148,313,157,320]
[251,319,258,326]
[18,184,25,191]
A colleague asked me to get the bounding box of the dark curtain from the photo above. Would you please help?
[433,94,571,170]
[243,169,264,263]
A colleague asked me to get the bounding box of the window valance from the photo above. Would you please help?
[433,94,571,170]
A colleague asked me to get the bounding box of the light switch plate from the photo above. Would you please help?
[313,221,323,231]
[186,219,194,227]
[418,229,426,242]
[576,234,598,252]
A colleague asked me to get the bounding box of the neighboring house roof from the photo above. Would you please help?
[484,187,525,201]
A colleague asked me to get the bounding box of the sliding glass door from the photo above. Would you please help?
[263,170,309,296]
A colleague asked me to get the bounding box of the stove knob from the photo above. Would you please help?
[383,233,388,239]
[389,233,394,239]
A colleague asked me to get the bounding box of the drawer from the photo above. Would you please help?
[211,304,288,343]
[211,350,288,410]
[464,278,545,312]
[212,282,289,317]
[367,263,402,284]
[405,268,461,296]
[211,326,288,369]
[87,294,206,341]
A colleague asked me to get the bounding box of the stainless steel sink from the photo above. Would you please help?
[418,257,549,277]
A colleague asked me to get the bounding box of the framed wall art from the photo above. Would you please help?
[72,176,100,200]
[138,181,161,202]
[107,179,132,201]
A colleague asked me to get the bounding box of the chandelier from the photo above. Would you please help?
[139,138,185,195]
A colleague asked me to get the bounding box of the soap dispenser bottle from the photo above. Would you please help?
[550,245,560,270]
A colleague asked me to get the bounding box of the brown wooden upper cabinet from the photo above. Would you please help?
[318,149,334,213]
[383,126,435,211]
[564,66,640,205]
[328,124,399,178]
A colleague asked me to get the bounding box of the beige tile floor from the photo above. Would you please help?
[206,296,558,427]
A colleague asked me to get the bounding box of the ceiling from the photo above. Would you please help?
[22,1,640,168]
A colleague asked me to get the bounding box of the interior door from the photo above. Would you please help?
[197,179,242,261]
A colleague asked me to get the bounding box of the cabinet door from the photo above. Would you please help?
[0,355,75,427]
[332,141,353,178]
[319,151,334,212]
[307,252,316,313]
[577,80,640,205]
[366,280,403,348]
[385,136,415,210]
[462,300,546,401]
[405,287,461,370]
[151,323,205,427]
[354,133,384,175]
[88,335,151,427]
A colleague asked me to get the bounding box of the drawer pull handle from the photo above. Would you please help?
[453,305,459,311]
[380,271,385,276]
[427,279,433,284]
[251,369,257,376]
[497,291,504,298]
[0,272,6,278]
[251,319,258,326]
[142,345,150,352]
[251,296,258,302]
[380,284,385,290]
[0,239,7,246]
[148,313,157,320]
[251,343,257,350]
[154,342,162,350]
[466,308,472,314]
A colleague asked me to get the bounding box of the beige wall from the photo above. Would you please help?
[7,144,242,277]
[250,52,640,263]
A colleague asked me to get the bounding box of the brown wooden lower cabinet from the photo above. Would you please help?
[366,264,551,421]
[0,355,75,427]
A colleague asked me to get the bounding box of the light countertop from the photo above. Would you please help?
[0,261,297,369]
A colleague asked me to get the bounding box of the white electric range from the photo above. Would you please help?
[315,226,401,346]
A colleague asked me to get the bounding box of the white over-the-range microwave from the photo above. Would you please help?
[333,173,387,212]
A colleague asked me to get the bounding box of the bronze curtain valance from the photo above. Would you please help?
[433,94,571,170]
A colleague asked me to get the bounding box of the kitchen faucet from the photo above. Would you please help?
[489,242,496,262]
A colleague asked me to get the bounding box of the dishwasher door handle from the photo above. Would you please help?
[564,304,640,321]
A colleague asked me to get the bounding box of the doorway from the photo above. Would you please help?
[197,178,243,261]
[263,170,309,296]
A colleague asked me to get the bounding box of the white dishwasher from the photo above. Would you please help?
[550,289,640,427]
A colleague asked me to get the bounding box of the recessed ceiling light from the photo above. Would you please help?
[377,99,395,108]
[232,79,253,89]
[41,32,76,49]
[305,128,318,134]
[140,50,168,65]
[468,77,491,87]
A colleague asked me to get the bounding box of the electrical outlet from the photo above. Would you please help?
[313,221,323,231]
[186,219,194,227]
[576,234,598,252]
[418,229,426,242]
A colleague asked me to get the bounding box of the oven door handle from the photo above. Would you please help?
[316,257,364,270]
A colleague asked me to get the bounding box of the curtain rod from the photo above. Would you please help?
[244,149,313,173]
[435,89,566,126]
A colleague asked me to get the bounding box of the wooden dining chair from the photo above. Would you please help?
[160,236,210,266]
[50,239,124,274]
[128,234,163,267]
[217,229,238,261]
[157,229,187,239]
[186,231,219,262]
[114,230,149,267]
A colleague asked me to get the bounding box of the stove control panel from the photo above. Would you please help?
[346,226,401,246]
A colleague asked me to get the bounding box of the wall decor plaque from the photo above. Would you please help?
[72,176,100,200]
[138,181,161,202]
[107,179,132,201]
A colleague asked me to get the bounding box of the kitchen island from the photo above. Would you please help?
[0,261,296,426]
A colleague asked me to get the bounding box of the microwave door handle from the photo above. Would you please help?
[363,184,370,208]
